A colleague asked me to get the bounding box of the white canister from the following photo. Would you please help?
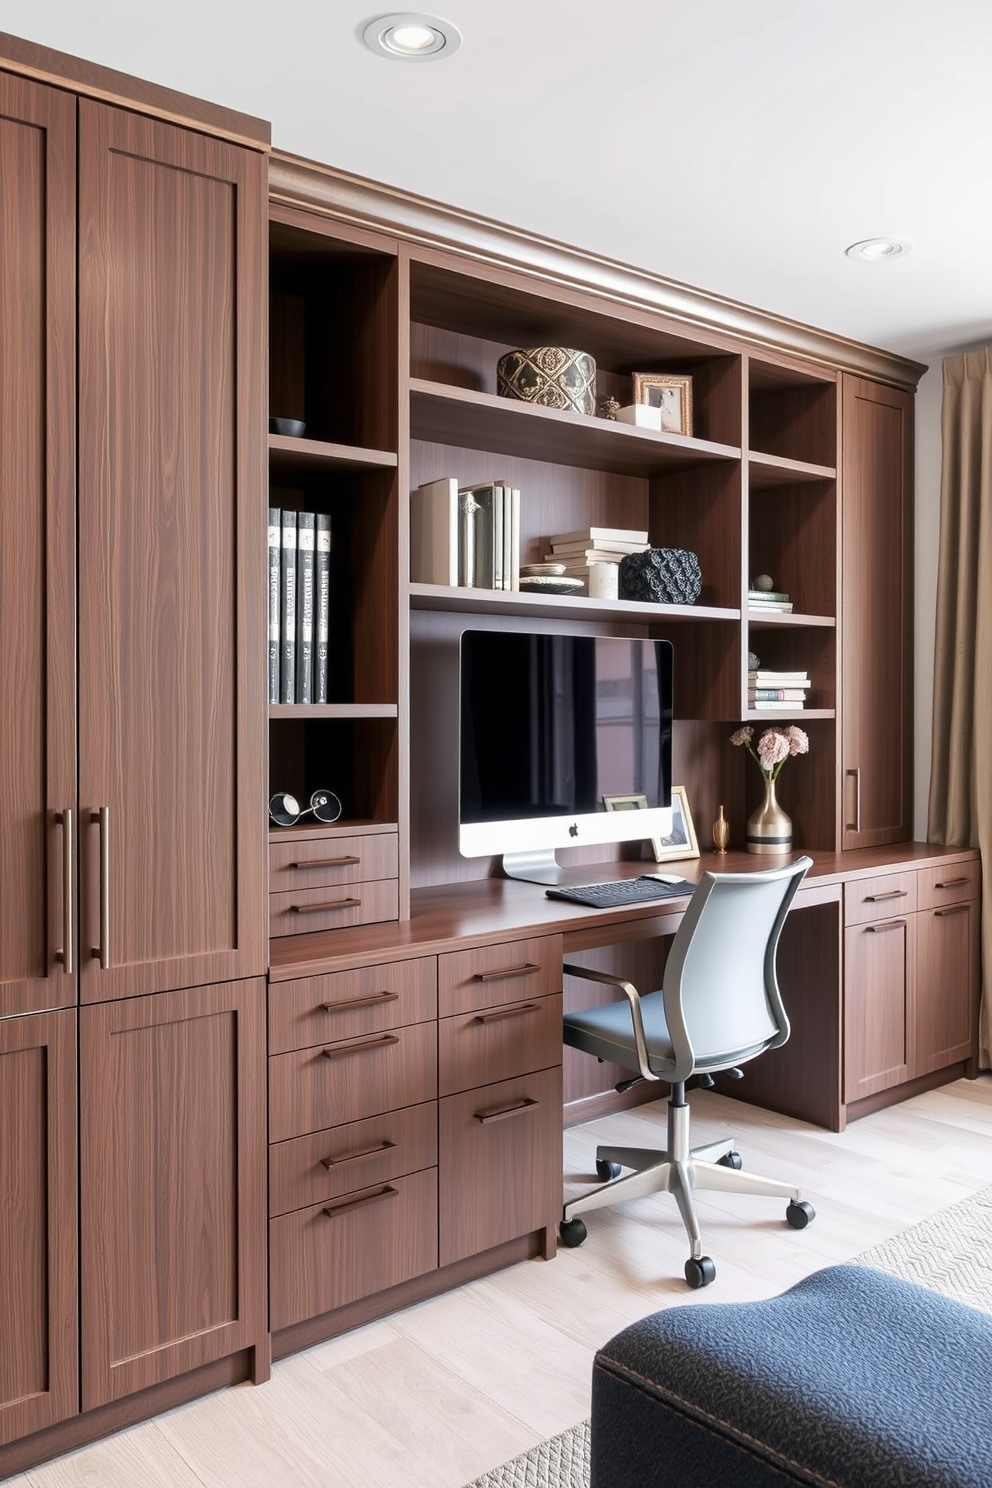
[587,562,619,600]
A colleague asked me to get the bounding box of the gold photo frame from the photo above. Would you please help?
[631,373,693,436]
[651,785,699,863]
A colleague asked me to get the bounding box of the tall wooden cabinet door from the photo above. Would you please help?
[841,376,913,849]
[843,918,916,1102]
[0,75,77,1019]
[0,1009,77,1444]
[76,101,267,1003]
[79,979,267,1409]
[915,902,980,1075]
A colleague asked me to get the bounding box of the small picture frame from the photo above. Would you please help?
[631,373,693,436]
[603,792,649,812]
[651,785,699,863]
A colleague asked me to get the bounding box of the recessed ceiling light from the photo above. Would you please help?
[362,13,462,60]
[844,238,911,262]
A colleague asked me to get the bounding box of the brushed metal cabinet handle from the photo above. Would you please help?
[845,768,861,833]
[322,1033,400,1059]
[475,1002,541,1024]
[934,905,969,918]
[934,876,970,889]
[54,808,73,975]
[474,1097,540,1125]
[473,963,541,983]
[288,855,361,869]
[322,1185,398,1219]
[290,897,362,914]
[864,920,907,933]
[91,807,110,969]
[322,991,400,1012]
[321,1139,397,1170]
[865,890,907,902]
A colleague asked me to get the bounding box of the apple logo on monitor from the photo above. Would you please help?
[569,823,579,837]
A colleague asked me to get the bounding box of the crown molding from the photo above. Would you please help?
[269,151,927,390]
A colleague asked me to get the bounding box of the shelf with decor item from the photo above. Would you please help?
[407,580,739,625]
[269,433,397,474]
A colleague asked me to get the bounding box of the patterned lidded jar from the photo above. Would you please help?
[496,346,597,416]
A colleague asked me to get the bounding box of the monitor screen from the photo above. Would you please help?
[458,631,673,869]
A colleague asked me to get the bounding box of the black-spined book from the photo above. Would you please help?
[280,509,297,704]
[296,511,315,704]
[315,512,331,703]
[268,507,281,703]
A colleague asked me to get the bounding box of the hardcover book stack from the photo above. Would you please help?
[543,526,649,589]
[748,586,793,613]
[268,507,332,704]
[410,477,520,590]
[748,667,811,710]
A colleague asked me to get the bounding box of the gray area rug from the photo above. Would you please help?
[460,1183,992,1488]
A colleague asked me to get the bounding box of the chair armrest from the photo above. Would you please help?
[562,964,661,1083]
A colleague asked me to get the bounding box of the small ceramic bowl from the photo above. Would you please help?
[270,417,306,438]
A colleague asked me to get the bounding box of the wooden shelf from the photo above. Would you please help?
[269,703,399,720]
[409,378,741,478]
[746,611,835,629]
[268,433,397,473]
[268,820,397,844]
[408,582,739,625]
[748,451,836,488]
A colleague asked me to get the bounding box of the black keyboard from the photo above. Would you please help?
[546,875,695,910]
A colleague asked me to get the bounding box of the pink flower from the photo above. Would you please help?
[757,730,790,770]
[786,726,809,756]
[730,726,753,746]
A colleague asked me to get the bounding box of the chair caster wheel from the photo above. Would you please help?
[787,1199,815,1229]
[717,1150,743,1170]
[685,1255,716,1289]
[559,1218,588,1248]
[596,1158,622,1181]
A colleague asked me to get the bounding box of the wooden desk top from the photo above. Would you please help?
[268,842,980,982]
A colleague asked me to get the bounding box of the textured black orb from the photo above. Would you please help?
[618,548,701,605]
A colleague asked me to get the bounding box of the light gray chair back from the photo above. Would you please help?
[662,857,811,1082]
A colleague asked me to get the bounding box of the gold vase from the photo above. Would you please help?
[746,776,792,855]
[712,804,729,854]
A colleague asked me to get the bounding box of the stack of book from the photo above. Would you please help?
[748,587,793,613]
[410,477,520,591]
[543,526,649,587]
[268,507,332,705]
[748,668,811,709]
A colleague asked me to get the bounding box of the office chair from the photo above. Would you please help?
[559,856,815,1288]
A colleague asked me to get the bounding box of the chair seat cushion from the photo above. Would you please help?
[591,1264,992,1488]
[563,989,672,1074]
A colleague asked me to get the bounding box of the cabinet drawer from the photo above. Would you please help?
[270,1167,438,1331]
[844,871,917,926]
[269,878,398,938]
[268,956,437,1055]
[269,1020,437,1142]
[439,1065,562,1267]
[269,831,398,893]
[269,1101,438,1217]
[438,935,562,1017]
[439,993,563,1097]
[917,859,981,911]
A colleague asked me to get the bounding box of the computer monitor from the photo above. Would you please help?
[458,630,673,884]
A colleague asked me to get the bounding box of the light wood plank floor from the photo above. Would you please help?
[16,1075,992,1488]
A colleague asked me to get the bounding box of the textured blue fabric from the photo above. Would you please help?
[591,1264,992,1488]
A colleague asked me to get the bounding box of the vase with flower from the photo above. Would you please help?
[730,724,809,854]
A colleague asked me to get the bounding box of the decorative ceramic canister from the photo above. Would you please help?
[496,346,597,416]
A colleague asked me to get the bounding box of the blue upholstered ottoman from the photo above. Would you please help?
[591,1265,992,1487]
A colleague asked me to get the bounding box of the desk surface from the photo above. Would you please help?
[268,841,978,981]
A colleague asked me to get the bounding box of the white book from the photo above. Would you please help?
[751,700,806,710]
[748,600,794,612]
[503,483,513,591]
[550,525,648,545]
[749,670,810,683]
[410,477,459,586]
[509,488,520,591]
[547,544,647,563]
[267,507,280,705]
[492,485,504,591]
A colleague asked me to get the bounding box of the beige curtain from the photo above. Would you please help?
[928,348,992,1067]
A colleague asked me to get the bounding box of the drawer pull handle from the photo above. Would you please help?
[475,1002,541,1025]
[291,897,362,914]
[322,1033,400,1059]
[935,877,970,889]
[475,1097,540,1125]
[322,991,400,1013]
[865,920,907,933]
[934,905,969,918]
[288,855,361,869]
[864,890,907,902]
[55,808,74,975]
[322,1185,398,1219]
[322,1140,397,1169]
[473,962,541,983]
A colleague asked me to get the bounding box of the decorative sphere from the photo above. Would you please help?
[752,573,774,592]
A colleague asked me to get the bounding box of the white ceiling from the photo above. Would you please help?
[4,0,991,365]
